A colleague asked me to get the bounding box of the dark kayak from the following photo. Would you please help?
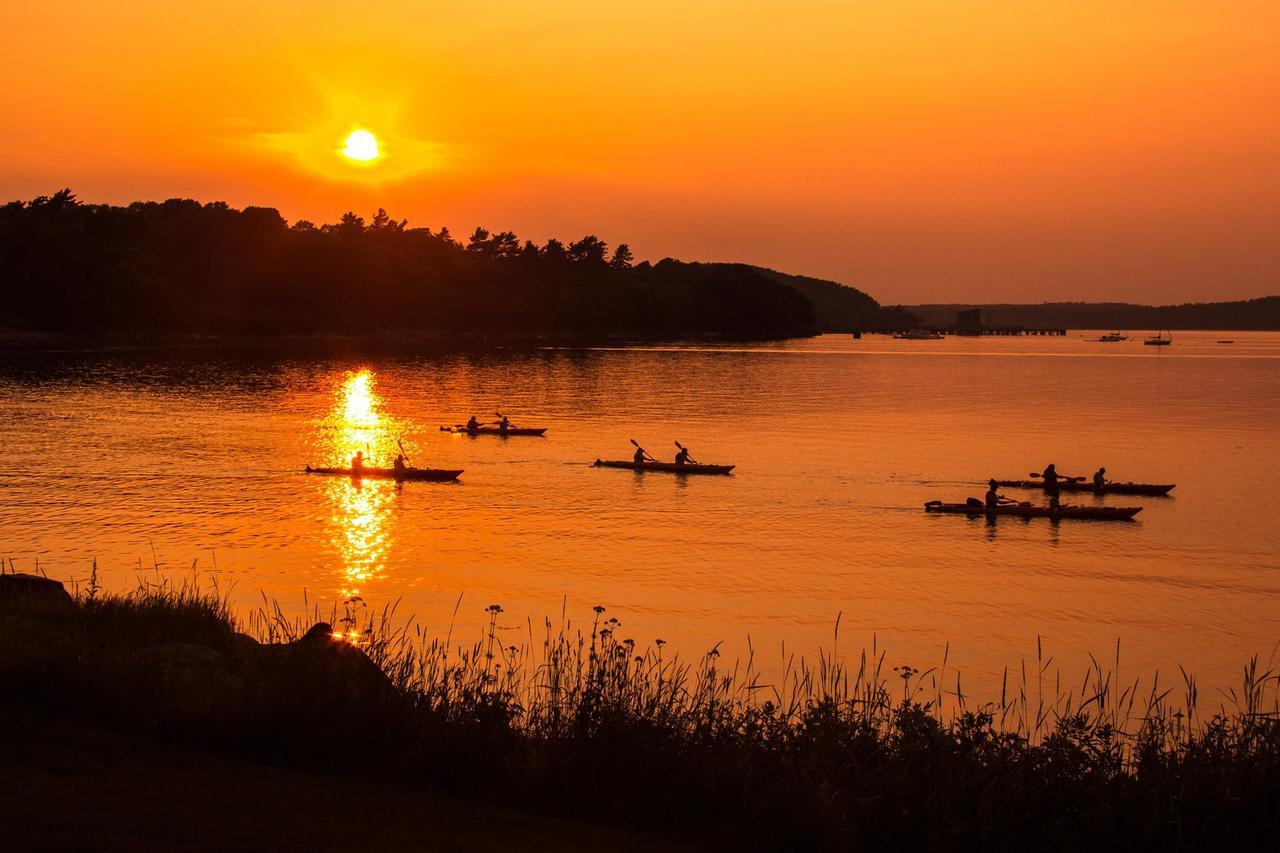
[993,479,1174,496]
[594,459,735,475]
[305,465,462,482]
[440,426,547,437]
[925,501,1141,521]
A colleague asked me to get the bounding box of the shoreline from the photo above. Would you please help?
[4,571,1277,848]
[3,326,1278,357]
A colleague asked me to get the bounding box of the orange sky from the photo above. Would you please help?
[2,1,1277,303]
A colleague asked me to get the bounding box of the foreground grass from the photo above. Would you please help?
[4,575,1279,850]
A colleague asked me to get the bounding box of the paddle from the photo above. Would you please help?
[494,411,516,428]
[1028,472,1085,482]
[629,438,656,463]
[397,438,413,467]
[674,440,699,464]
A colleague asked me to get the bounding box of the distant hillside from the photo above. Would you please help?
[904,298,1280,331]
[748,266,881,331]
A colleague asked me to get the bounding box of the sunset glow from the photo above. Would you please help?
[5,3,1279,846]
[2,2,1278,302]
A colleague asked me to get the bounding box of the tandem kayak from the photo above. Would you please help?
[594,459,735,475]
[925,501,1141,521]
[440,426,547,437]
[305,466,463,482]
[993,480,1174,496]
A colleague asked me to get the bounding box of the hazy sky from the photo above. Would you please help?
[2,1,1277,304]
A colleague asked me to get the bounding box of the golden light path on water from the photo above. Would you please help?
[320,370,401,599]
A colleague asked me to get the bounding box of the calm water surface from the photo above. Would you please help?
[3,332,1278,695]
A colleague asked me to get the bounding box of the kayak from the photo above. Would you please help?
[993,479,1174,496]
[925,501,1141,521]
[594,459,735,475]
[440,426,547,437]
[305,465,462,482]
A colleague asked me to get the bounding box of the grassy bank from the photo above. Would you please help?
[3,573,1278,850]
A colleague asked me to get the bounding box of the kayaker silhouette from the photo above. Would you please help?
[985,479,1015,509]
[393,454,407,473]
[351,450,364,473]
[674,440,699,465]
[497,415,511,432]
[1093,467,1107,489]
[466,416,480,432]
[1041,463,1075,488]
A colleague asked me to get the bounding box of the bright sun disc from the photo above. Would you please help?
[341,129,380,162]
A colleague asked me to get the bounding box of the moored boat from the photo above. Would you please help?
[305,465,463,482]
[925,501,1141,521]
[1144,329,1173,346]
[1095,330,1127,342]
[594,459,735,475]
[992,479,1174,496]
[440,425,547,436]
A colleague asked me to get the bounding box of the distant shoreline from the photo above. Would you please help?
[899,297,1280,332]
[2,325,1277,356]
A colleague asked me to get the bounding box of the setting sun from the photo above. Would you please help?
[340,129,380,163]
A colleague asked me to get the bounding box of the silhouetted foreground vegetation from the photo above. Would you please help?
[0,191,879,343]
[4,573,1278,849]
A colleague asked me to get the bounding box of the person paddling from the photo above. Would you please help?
[393,453,407,474]
[496,414,512,433]
[633,443,656,465]
[674,444,693,465]
[1041,463,1076,489]
[351,450,365,474]
[985,479,1016,509]
[466,415,480,433]
[1092,467,1107,489]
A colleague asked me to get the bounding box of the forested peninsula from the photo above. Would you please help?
[0,191,880,344]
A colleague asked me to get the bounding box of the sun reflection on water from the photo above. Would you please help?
[319,370,405,597]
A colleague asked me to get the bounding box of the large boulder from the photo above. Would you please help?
[242,622,398,717]
[0,574,81,668]
[121,642,245,719]
[0,573,76,616]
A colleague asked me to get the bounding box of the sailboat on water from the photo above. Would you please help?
[1144,329,1173,346]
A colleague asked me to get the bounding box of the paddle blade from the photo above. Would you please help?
[1029,472,1042,478]
[630,438,641,448]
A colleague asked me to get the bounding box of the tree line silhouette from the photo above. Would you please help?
[0,191,881,340]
